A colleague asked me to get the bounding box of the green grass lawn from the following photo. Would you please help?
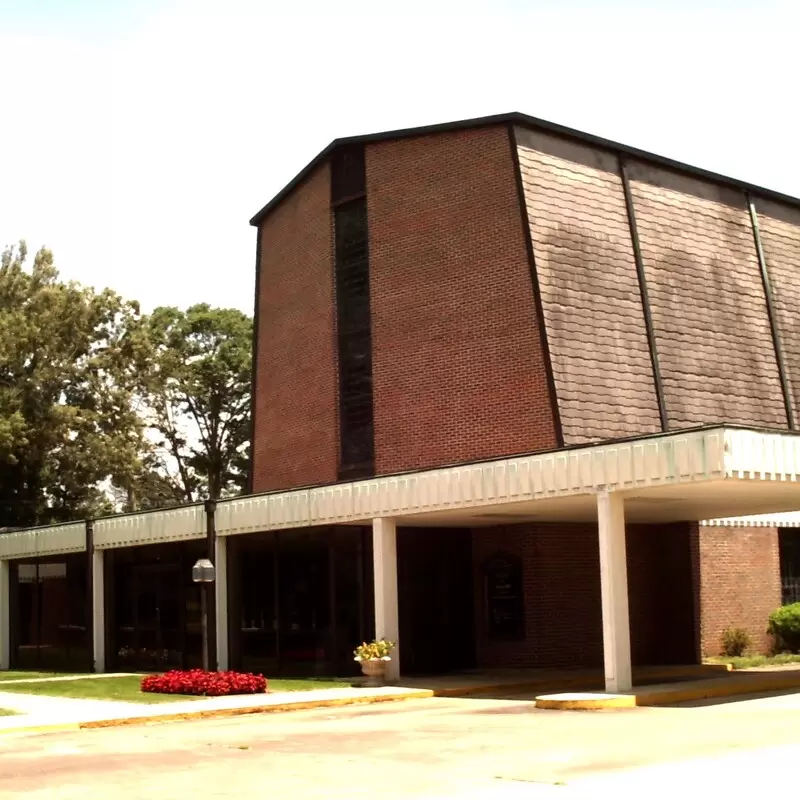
[268,678,350,692]
[0,676,197,704]
[0,675,350,704]
[0,671,79,682]
[706,653,800,670]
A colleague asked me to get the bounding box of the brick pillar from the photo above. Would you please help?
[693,525,781,656]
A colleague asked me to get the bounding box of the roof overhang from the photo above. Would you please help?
[2,427,800,559]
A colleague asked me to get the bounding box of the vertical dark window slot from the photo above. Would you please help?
[332,144,374,479]
[779,529,800,606]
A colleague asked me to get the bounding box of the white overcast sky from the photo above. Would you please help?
[0,0,797,314]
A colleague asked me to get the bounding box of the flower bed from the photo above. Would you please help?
[141,669,267,697]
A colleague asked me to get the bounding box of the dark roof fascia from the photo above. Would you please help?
[249,110,800,227]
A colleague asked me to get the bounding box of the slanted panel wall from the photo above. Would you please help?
[515,128,661,445]
[755,199,800,425]
[628,164,786,430]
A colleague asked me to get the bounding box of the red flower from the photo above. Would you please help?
[141,670,267,696]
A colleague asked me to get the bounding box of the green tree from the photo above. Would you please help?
[141,304,252,503]
[0,242,149,526]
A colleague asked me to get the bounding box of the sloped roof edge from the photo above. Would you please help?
[249,110,800,227]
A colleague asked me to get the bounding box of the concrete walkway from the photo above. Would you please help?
[0,663,796,734]
[0,684,433,733]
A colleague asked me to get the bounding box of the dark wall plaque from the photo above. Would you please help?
[483,553,525,640]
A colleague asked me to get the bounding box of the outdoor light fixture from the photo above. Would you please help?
[192,558,216,671]
[192,558,216,584]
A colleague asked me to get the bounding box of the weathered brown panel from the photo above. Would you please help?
[366,126,558,475]
[629,164,785,429]
[515,128,661,445]
[252,165,338,492]
[755,198,800,424]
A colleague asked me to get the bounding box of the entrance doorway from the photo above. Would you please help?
[398,527,476,675]
[229,527,373,677]
[107,542,204,672]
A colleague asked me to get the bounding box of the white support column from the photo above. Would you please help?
[215,536,229,672]
[0,560,9,670]
[597,491,632,693]
[372,517,400,681]
[92,549,105,673]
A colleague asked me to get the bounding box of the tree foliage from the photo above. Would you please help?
[139,304,252,504]
[0,242,149,526]
[0,243,253,526]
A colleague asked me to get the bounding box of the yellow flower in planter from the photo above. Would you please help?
[353,639,395,661]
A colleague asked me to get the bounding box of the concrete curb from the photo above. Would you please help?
[0,690,435,736]
[0,663,737,735]
[0,722,81,737]
[429,664,731,698]
[80,689,435,729]
[535,671,800,710]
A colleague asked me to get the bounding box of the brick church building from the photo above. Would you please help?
[248,112,800,673]
[2,112,800,692]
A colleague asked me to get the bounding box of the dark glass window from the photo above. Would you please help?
[334,197,374,478]
[331,144,366,205]
[107,542,203,672]
[10,554,90,672]
[779,528,800,605]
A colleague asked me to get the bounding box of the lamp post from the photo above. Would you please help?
[192,558,216,671]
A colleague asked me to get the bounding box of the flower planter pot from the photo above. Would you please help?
[359,659,389,687]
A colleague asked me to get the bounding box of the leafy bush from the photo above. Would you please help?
[721,627,751,657]
[768,603,800,653]
[141,669,267,696]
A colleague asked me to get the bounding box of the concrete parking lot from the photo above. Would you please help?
[3,690,800,798]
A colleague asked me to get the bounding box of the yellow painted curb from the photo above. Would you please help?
[536,695,636,711]
[535,672,800,710]
[78,690,436,730]
[0,722,81,737]
[638,673,800,706]
[430,664,728,699]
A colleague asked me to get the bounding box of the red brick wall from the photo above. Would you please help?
[471,522,695,670]
[251,166,338,492]
[693,525,781,655]
[366,126,558,475]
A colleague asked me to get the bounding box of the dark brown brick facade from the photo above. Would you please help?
[470,522,695,670]
[251,165,338,493]
[693,524,782,656]
[366,126,558,475]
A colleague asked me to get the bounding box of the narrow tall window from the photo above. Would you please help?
[332,146,374,478]
[779,529,800,605]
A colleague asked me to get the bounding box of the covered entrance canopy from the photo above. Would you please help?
[2,425,800,691]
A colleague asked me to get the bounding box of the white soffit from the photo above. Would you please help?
[702,511,800,528]
[0,522,86,560]
[93,504,205,550]
[215,429,727,536]
[3,427,800,556]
